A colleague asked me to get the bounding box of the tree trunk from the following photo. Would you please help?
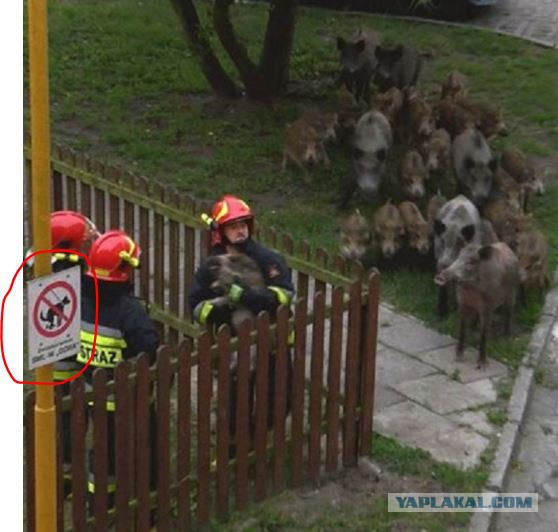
[170,0,241,99]
[213,0,268,100]
[259,0,299,96]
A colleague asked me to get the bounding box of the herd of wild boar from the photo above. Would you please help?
[282,28,550,369]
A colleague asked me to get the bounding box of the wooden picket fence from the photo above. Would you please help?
[23,143,380,530]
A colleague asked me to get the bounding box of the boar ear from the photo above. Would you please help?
[434,219,446,236]
[336,36,346,50]
[355,39,366,54]
[461,224,476,242]
[464,156,475,171]
[479,246,493,261]
[489,158,498,173]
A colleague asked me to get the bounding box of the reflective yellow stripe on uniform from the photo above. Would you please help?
[269,286,293,306]
[53,252,80,263]
[88,479,117,494]
[77,322,127,368]
[53,360,81,381]
[87,398,116,411]
[194,301,214,325]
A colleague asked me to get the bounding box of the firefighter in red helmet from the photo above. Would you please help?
[26,210,99,492]
[76,230,159,515]
[189,195,294,453]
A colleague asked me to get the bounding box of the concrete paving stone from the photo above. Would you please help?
[374,401,490,470]
[449,410,496,438]
[542,479,558,500]
[378,315,455,355]
[468,378,499,404]
[391,374,494,415]
[418,345,508,383]
[374,384,406,413]
[376,346,439,387]
[495,500,558,532]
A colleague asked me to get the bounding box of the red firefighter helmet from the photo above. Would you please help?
[206,195,254,246]
[26,211,99,267]
[86,230,141,282]
[50,211,99,251]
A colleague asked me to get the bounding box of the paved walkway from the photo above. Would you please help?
[373,304,508,469]
[468,0,558,47]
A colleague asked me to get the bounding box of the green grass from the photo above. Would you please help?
[486,408,508,427]
[24,2,558,363]
[372,434,489,492]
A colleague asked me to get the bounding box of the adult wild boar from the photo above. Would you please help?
[339,110,393,208]
[337,28,380,103]
[452,128,497,206]
[374,44,421,92]
[434,242,519,369]
[433,194,482,317]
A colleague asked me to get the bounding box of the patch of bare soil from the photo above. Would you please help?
[231,461,450,531]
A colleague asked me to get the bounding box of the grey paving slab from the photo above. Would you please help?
[378,315,456,355]
[468,378,499,404]
[375,401,490,470]
[494,500,558,532]
[391,374,494,414]
[376,346,439,387]
[418,345,509,383]
[374,384,406,413]
[449,410,497,438]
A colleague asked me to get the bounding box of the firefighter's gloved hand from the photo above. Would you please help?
[227,283,245,304]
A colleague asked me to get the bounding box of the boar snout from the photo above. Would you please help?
[408,183,425,199]
[434,271,449,286]
[418,242,430,255]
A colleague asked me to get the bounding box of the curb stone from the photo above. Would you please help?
[315,10,557,49]
[469,268,558,532]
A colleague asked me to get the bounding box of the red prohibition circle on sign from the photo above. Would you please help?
[0,248,99,386]
[32,280,78,338]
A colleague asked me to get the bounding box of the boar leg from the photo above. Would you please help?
[284,151,311,183]
[337,180,357,210]
[320,143,331,168]
[456,316,467,361]
[281,152,288,172]
[477,313,491,370]
[437,285,448,319]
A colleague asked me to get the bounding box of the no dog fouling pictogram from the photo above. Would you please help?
[32,280,77,338]
[28,266,81,370]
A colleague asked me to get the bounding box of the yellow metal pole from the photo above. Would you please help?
[28,0,56,530]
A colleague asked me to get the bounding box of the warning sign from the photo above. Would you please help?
[27,266,81,370]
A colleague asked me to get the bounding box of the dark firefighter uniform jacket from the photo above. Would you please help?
[76,277,160,393]
[188,238,294,328]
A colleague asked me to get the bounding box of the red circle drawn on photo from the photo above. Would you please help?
[0,248,99,386]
